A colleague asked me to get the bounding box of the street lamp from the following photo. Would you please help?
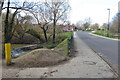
[107,8,110,37]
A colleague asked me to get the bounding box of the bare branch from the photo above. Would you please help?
[0,0,4,15]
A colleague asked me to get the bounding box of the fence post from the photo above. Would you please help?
[67,33,73,56]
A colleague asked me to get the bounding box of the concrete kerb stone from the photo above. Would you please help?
[89,33,120,41]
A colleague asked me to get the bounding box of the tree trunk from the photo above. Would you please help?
[4,1,18,43]
[4,0,10,43]
[3,0,10,58]
[9,9,18,40]
[43,28,48,42]
[53,11,56,43]
[0,1,4,16]
[53,21,56,43]
[0,1,4,58]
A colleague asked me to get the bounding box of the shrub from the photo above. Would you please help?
[26,29,44,43]
[11,33,40,44]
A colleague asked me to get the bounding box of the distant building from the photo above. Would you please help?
[59,25,77,32]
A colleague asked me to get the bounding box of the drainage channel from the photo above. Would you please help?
[11,44,43,57]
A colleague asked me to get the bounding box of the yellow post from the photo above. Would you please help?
[5,43,11,65]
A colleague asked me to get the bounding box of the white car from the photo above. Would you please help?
[92,31,96,33]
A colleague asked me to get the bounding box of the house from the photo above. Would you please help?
[59,25,77,32]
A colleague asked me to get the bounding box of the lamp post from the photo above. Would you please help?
[107,8,110,37]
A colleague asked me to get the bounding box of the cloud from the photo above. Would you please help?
[69,0,119,25]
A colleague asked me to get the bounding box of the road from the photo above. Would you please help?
[76,31,119,73]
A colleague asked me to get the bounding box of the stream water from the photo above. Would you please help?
[11,44,43,57]
[11,48,30,57]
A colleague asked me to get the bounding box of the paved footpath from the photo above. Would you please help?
[2,32,118,78]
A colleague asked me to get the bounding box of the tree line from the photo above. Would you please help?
[75,13,119,35]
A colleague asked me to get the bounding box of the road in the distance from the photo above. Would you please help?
[76,31,118,73]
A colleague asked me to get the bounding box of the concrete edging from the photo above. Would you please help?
[89,33,120,41]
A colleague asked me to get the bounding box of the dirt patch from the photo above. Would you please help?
[10,49,66,68]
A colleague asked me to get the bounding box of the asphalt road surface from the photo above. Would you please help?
[76,31,119,73]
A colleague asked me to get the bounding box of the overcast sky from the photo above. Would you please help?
[3,0,119,25]
[69,0,119,25]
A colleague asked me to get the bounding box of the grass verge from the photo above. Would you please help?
[11,44,32,50]
[42,32,72,49]
[54,38,68,57]
[93,31,119,39]
[54,31,73,57]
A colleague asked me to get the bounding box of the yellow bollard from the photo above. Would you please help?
[5,43,11,65]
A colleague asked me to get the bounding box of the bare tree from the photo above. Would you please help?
[2,0,36,43]
[0,0,4,16]
[110,13,119,35]
[118,12,120,33]
[100,23,107,30]
[29,2,52,42]
[90,23,99,30]
[65,20,71,25]
[13,14,33,41]
[83,17,92,30]
[45,0,71,43]
[0,0,4,33]
[76,20,84,29]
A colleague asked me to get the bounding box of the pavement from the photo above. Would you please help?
[2,32,118,78]
[76,31,118,74]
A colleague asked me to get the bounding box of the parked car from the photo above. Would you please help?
[82,29,85,31]
[92,31,96,33]
[86,29,91,31]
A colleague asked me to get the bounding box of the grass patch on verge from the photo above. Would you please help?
[54,38,68,57]
[11,44,32,50]
[42,32,73,49]
[93,31,119,39]
[85,31,92,32]
[42,33,51,36]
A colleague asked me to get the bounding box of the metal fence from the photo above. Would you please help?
[68,33,73,56]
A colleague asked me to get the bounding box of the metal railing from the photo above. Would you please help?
[68,34,73,56]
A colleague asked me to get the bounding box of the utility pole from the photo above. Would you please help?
[107,8,110,37]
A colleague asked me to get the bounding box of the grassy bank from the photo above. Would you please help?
[10,32,72,49]
[42,32,73,49]
[11,44,33,50]
[54,38,68,56]
[54,31,73,57]
[6,32,73,59]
